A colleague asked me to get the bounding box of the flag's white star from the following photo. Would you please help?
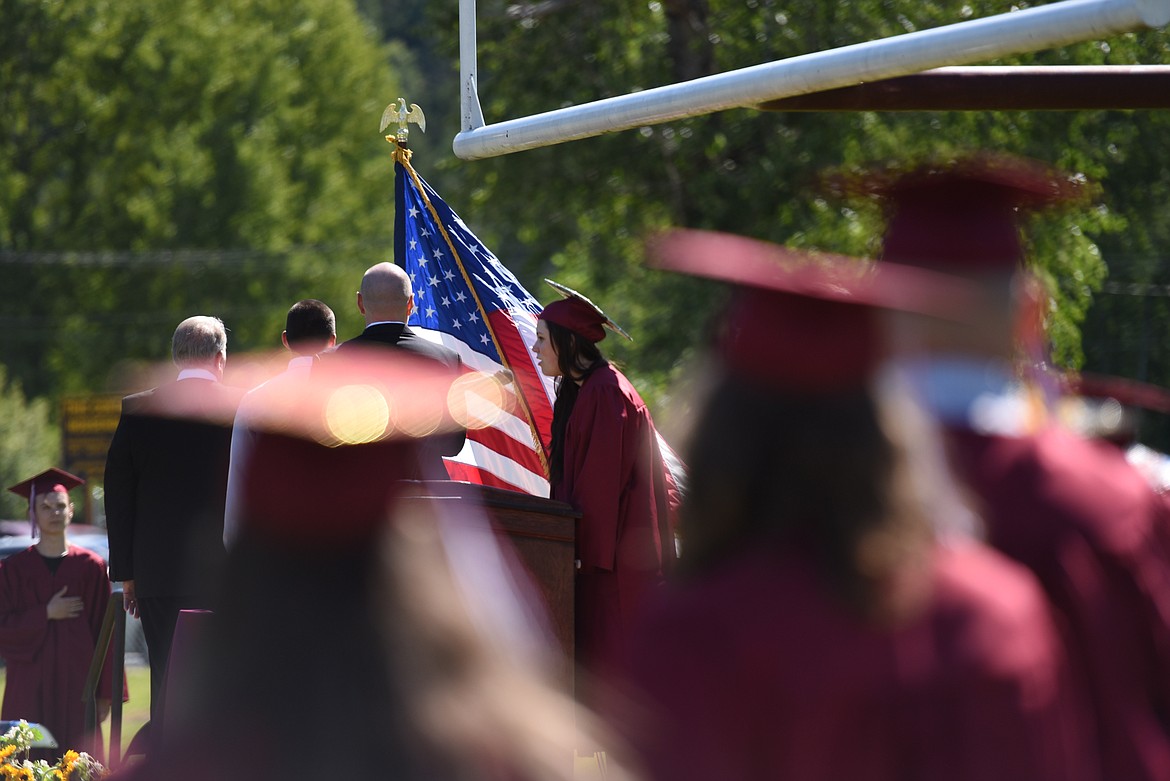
[418,255,428,267]
[428,276,439,288]
[425,306,436,318]
[441,297,451,307]
[443,269,456,281]
[452,319,462,330]
[432,247,444,260]
[468,312,480,324]
[409,238,417,251]
[480,333,490,346]
[408,206,420,218]
[455,291,467,303]
[467,244,480,257]
[420,227,431,237]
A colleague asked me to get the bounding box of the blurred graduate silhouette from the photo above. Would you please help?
[108,345,639,781]
[602,221,1091,781]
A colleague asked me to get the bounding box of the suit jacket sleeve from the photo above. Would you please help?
[104,402,137,582]
[223,413,255,547]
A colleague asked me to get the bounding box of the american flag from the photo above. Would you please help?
[393,146,554,495]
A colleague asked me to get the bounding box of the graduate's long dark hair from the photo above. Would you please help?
[546,319,606,486]
[679,373,933,622]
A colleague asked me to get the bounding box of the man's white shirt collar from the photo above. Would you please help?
[286,354,316,371]
[177,368,219,382]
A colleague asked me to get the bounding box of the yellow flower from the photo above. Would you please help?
[0,765,33,781]
[58,751,79,777]
[0,745,16,762]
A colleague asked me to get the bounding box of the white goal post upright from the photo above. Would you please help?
[455,0,1170,160]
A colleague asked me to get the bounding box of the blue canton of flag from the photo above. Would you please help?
[394,148,555,495]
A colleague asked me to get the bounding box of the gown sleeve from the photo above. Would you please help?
[0,554,49,664]
[563,383,629,573]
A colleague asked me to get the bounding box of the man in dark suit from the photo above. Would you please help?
[104,315,244,729]
[336,262,467,476]
[224,299,337,547]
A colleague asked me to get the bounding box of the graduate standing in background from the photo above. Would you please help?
[534,282,678,675]
[610,230,1091,781]
[107,347,639,781]
[0,468,123,762]
[875,155,1170,781]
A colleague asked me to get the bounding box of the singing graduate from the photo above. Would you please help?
[533,281,677,674]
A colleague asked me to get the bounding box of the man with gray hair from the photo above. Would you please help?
[105,315,244,737]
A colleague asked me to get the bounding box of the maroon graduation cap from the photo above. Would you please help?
[7,467,85,538]
[866,153,1085,272]
[147,345,512,547]
[1069,372,1170,416]
[7,467,85,501]
[540,278,632,343]
[645,229,976,393]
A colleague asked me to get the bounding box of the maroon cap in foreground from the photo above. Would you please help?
[240,431,421,548]
[1067,372,1170,416]
[646,228,975,393]
[873,154,1084,272]
[132,346,513,546]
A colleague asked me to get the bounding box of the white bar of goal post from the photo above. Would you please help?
[454,0,1170,161]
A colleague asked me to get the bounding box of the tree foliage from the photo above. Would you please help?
[420,0,1170,437]
[3,0,1170,452]
[0,0,409,399]
[0,367,59,520]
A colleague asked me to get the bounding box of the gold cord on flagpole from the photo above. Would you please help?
[388,136,412,164]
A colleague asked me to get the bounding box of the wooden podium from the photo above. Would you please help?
[410,481,578,666]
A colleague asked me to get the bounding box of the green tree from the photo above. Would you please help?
[420,0,1169,428]
[0,0,409,399]
[0,366,60,520]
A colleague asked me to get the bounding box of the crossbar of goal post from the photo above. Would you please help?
[454,0,1170,161]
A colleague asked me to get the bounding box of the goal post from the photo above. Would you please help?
[454,0,1170,160]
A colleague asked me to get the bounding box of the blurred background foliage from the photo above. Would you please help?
[2,0,1170,514]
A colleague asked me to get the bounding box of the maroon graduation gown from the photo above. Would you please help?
[615,541,1090,781]
[947,425,1170,780]
[551,364,672,669]
[0,544,117,758]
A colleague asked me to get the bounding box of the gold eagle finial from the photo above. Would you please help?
[380,98,426,144]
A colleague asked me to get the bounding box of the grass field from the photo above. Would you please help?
[0,663,151,758]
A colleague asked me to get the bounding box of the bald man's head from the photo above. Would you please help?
[357,262,414,324]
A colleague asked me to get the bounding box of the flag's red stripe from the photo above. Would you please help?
[444,461,528,494]
[488,310,554,454]
[467,425,545,476]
